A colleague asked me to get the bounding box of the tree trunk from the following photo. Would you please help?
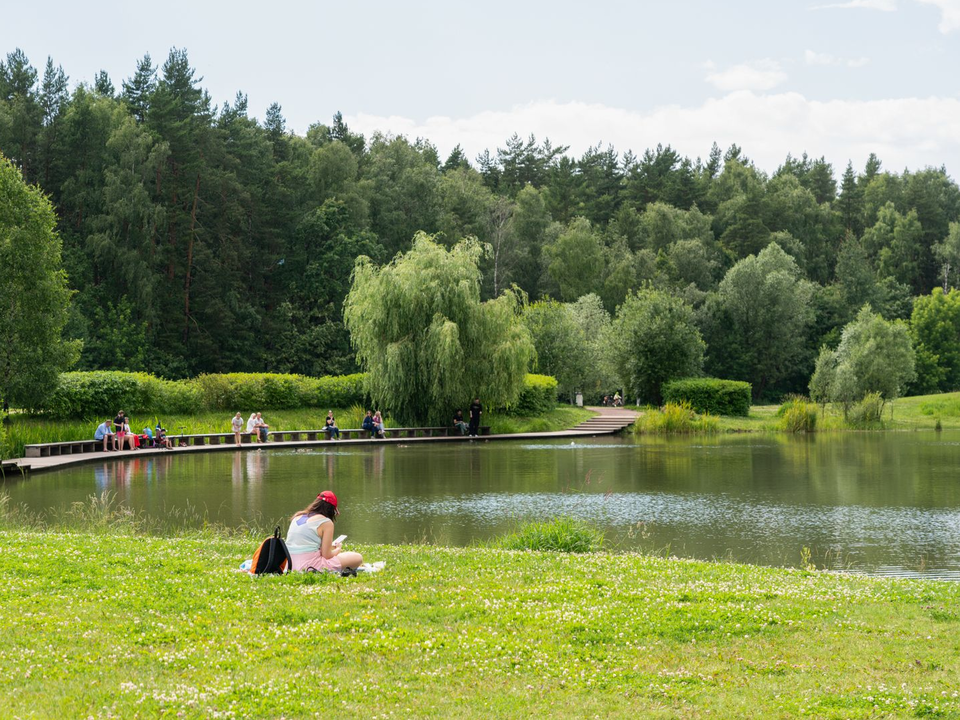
[183,171,201,344]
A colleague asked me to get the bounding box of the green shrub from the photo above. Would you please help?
[847,392,884,428]
[46,372,187,419]
[494,517,604,553]
[662,378,751,417]
[43,371,369,418]
[313,374,367,409]
[506,374,558,416]
[778,397,817,432]
[635,401,719,434]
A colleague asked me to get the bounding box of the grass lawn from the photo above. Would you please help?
[636,390,960,434]
[0,520,958,718]
[1,406,597,460]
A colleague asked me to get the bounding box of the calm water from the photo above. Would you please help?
[6,431,960,578]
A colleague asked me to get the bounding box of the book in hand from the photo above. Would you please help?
[333,534,347,547]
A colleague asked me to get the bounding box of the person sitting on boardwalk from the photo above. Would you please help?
[362,411,375,437]
[95,419,116,451]
[468,397,482,437]
[140,426,155,448]
[155,425,172,449]
[285,490,363,573]
[246,413,260,443]
[373,410,387,438]
[256,413,270,443]
[453,409,468,435]
[231,412,244,446]
[324,411,341,440]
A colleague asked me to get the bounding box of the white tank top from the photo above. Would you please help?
[285,514,330,555]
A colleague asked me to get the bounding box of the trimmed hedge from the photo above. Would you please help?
[661,378,752,417]
[43,371,558,420]
[46,372,199,419]
[45,371,368,419]
[507,374,559,416]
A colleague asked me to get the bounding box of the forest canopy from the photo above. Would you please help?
[2,47,959,401]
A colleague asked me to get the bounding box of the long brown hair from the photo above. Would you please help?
[293,496,338,521]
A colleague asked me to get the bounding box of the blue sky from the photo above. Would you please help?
[4,0,960,173]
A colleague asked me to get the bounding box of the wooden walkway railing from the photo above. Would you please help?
[23,425,492,458]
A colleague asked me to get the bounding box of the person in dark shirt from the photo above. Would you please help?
[361,411,376,438]
[453,409,468,435]
[324,411,341,440]
[468,398,482,437]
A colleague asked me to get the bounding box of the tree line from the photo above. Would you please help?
[3,47,960,402]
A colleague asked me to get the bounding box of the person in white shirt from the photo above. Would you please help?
[232,412,244,446]
[246,413,260,443]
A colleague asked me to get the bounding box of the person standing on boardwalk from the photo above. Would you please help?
[468,397,482,437]
[232,412,244,446]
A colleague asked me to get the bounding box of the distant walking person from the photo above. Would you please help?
[232,412,244,446]
[468,397,482,437]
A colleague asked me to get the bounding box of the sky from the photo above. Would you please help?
[3,0,960,174]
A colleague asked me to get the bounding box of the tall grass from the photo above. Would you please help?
[492,517,604,553]
[634,401,719,434]
[777,396,818,432]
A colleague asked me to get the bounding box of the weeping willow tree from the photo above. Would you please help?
[343,233,534,424]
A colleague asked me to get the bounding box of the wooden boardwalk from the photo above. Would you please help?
[0,406,639,477]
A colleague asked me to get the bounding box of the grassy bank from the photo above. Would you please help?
[636,390,960,434]
[1,405,597,459]
[0,516,957,718]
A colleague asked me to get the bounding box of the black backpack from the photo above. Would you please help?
[250,526,293,575]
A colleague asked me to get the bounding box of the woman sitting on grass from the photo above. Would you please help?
[285,491,362,573]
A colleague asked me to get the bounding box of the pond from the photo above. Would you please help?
[5,431,960,578]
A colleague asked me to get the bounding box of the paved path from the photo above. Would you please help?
[1,406,639,476]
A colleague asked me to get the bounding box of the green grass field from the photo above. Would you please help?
[0,510,957,718]
[636,391,960,434]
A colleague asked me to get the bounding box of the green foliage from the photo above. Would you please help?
[42,371,367,419]
[544,217,604,301]
[610,288,705,405]
[702,243,814,401]
[523,296,615,403]
[662,378,752,416]
[847,392,885,428]
[343,234,534,425]
[506,374,558,416]
[635,401,719,434]
[493,517,604,553]
[777,397,818,432]
[47,371,197,418]
[0,154,80,409]
[910,288,960,393]
[810,305,915,412]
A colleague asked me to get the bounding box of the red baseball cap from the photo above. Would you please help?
[317,490,338,507]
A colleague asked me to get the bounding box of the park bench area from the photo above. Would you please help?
[22,425,492,458]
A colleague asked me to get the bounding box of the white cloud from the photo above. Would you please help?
[704,59,787,92]
[812,0,897,10]
[346,94,960,176]
[804,49,870,67]
[915,0,960,32]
